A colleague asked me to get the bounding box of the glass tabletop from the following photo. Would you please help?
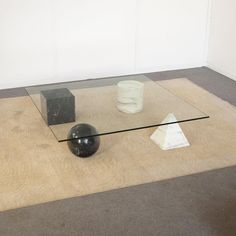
[25,75,209,142]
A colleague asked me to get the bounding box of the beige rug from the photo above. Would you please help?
[0,78,235,212]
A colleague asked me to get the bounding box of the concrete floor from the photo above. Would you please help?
[0,67,236,236]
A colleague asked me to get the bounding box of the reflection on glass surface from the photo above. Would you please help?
[25,75,209,142]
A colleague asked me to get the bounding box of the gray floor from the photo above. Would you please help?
[0,67,236,236]
[1,67,236,105]
[1,166,236,236]
[148,67,236,106]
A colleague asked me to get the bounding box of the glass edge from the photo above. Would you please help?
[59,115,210,143]
[24,74,151,92]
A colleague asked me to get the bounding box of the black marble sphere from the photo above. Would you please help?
[67,123,100,158]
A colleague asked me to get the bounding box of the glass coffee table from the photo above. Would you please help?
[25,75,209,157]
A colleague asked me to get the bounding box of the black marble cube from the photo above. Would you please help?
[40,88,75,125]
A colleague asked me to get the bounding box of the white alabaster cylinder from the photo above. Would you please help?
[117,80,144,114]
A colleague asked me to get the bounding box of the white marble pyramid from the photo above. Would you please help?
[150,113,190,150]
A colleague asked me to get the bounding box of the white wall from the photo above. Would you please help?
[0,0,55,89]
[207,0,236,81]
[136,0,209,73]
[0,0,210,89]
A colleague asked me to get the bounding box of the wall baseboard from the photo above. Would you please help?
[208,64,236,82]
